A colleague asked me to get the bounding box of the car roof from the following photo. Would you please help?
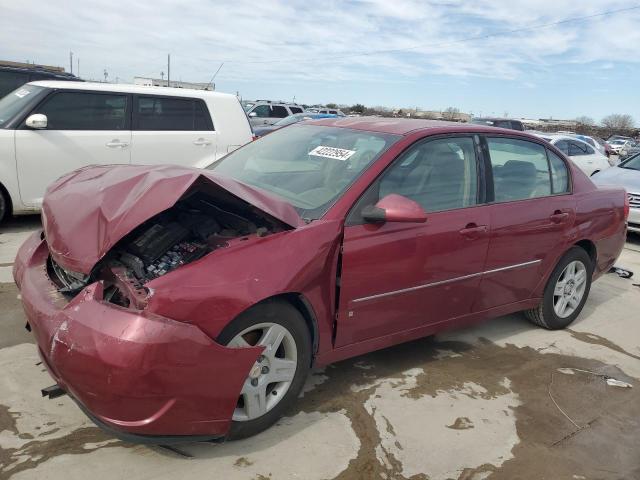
[0,66,78,78]
[28,81,237,99]
[308,117,534,136]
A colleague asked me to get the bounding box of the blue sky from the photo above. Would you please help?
[2,0,639,122]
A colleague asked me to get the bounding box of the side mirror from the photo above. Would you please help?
[25,114,48,129]
[362,194,427,224]
[248,112,257,118]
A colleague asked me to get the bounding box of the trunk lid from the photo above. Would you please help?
[42,164,302,274]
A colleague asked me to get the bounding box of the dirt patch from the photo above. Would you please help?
[0,427,127,479]
[447,417,474,430]
[287,336,640,480]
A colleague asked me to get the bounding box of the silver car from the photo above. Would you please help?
[242,100,304,127]
[592,153,640,233]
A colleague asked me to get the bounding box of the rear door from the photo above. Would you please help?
[474,136,575,311]
[15,89,131,207]
[336,135,492,347]
[130,95,217,168]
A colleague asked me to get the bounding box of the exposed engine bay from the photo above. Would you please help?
[48,186,288,309]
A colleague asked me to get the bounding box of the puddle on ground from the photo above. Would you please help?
[1,335,639,479]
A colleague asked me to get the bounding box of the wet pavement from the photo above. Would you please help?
[1,215,639,480]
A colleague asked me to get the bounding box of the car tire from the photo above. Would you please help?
[0,189,9,223]
[217,299,311,440]
[524,247,593,330]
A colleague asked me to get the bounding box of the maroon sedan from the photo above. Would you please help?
[14,118,629,443]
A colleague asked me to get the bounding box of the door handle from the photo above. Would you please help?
[193,138,212,146]
[106,140,129,148]
[459,223,488,239]
[550,211,569,224]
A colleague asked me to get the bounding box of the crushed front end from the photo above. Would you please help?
[14,226,264,443]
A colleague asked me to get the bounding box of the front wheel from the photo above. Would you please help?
[524,247,593,330]
[217,300,311,440]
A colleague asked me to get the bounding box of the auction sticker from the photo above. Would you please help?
[309,145,356,161]
[14,89,31,98]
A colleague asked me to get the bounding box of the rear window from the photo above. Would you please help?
[135,96,213,131]
[0,71,29,98]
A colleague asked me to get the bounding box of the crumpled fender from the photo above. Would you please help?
[145,219,344,357]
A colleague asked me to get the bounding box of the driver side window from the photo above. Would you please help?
[348,137,479,223]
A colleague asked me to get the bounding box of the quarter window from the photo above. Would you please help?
[135,96,213,131]
[36,91,127,130]
[289,107,303,114]
[271,105,289,118]
[488,137,551,202]
[548,150,569,194]
[370,137,479,213]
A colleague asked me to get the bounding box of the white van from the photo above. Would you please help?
[0,81,253,221]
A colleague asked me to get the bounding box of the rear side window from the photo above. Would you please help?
[568,141,589,156]
[289,106,303,114]
[36,91,127,130]
[547,150,569,194]
[510,121,524,131]
[487,137,551,202]
[271,105,289,118]
[135,96,213,131]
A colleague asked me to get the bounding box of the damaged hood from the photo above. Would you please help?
[43,164,303,274]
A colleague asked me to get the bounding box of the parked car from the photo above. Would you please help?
[592,152,640,233]
[242,100,305,127]
[608,138,634,155]
[14,118,627,443]
[252,112,337,137]
[573,134,606,156]
[0,81,253,222]
[469,117,525,131]
[619,140,640,159]
[0,64,81,98]
[535,134,611,176]
[316,108,345,116]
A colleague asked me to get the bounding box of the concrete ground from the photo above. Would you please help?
[1,215,639,480]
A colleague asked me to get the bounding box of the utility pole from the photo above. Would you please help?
[167,54,170,88]
[77,58,80,78]
[69,51,73,74]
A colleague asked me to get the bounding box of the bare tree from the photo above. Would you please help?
[575,116,595,126]
[601,114,634,130]
[443,107,460,121]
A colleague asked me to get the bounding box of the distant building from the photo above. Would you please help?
[521,118,578,128]
[133,76,212,90]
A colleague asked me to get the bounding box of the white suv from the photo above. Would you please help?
[0,81,253,221]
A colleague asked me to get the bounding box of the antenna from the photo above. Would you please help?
[206,62,224,90]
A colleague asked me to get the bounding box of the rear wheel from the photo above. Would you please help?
[524,247,593,330]
[217,300,311,440]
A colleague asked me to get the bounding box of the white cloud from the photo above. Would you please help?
[1,0,639,86]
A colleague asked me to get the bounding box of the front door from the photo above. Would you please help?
[15,90,131,207]
[336,136,491,347]
[474,137,576,311]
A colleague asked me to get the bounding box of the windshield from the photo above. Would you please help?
[0,84,44,126]
[620,153,640,170]
[209,124,400,220]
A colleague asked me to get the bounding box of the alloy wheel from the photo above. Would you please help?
[228,322,298,421]
[553,260,587,318]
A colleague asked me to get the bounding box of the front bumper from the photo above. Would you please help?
[13,232,262,442]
